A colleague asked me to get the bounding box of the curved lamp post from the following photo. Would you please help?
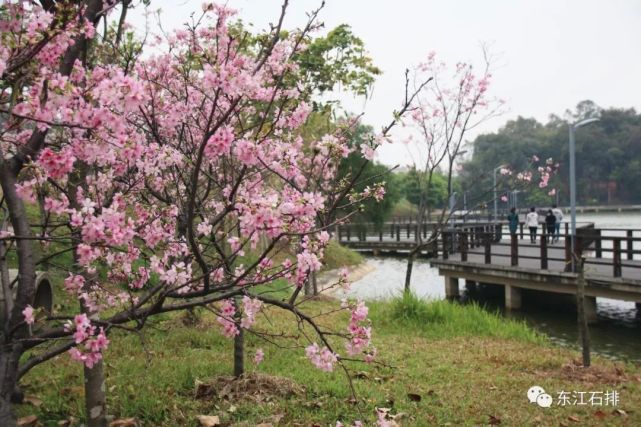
[569,117,599,267]
[569,117,599,368]
[492,164,508,221]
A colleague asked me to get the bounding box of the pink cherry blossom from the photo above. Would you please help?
[216,299,239,337]
[22,305,35,325]
[254,348,264,365]
[305,343,338,372]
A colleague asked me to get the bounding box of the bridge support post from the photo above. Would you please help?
[636,302,641,311]
[505,285,522,310]
[444,276,459,300]
[584,296,598,324]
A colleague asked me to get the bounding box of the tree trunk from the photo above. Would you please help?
[0,396,13,427]
[69,170,108,427]
[79,300,107,427]
[311,271,318,295]
[233,297,244,377]
[303,278,312,296]
[84,362,107,427]
[0,346,22,427]
[1,241,13,334]
[576,258,591,367]
[404,254,414,293]
[0,162,36,427]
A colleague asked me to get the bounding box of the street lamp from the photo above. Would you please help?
[447,149,468,226]
[448,192,457,227]
[569,117,598,369]
[569,118,599,268]
[512,189,521,210]
[492,164,508,221]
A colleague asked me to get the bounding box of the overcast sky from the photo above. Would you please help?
[129,0,641,167]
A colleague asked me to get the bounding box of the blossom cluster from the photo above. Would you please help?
[215,296,263,338]
[305,343,339,372]
[2,1,382,373]
[343,299,375,360]
[64,314,110,369]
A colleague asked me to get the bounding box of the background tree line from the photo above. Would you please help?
[459,100,641,207]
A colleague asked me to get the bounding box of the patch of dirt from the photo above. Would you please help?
[195,373,305,403]
[298,293,336,303]
[555,359,629,385]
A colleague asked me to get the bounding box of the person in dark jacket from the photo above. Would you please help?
[507,207,519,236]
[545,209,556,244]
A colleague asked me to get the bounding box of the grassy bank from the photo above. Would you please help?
[16,294,641,426]
[322,240,363,270]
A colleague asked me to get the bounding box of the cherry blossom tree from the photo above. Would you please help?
[401,50,504,291]
[400,51,558,293]
[0,1,421,425]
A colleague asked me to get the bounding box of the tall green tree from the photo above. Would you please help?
[399,168,449,210]
[460,101,641,206]
[337,124,401,228]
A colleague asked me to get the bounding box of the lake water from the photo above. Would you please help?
[344,212,641,363]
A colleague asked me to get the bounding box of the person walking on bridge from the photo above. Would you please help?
[507,207,519,237]
[526,206,539,243]
[545,209,556,244]
[552,204,564,243]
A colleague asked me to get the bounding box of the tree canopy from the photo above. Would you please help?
[460,101,641,206]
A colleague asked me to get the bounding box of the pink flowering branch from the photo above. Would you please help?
[0,3,425,423]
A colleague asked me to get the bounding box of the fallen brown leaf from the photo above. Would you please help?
[593,410,607,420]
[109,418,138,427]
[567,415,580,423]
[17,415,38,427]
[488,414,501,425]
[22,395,43,407]
[57,416,77,427]
[197,415,220,427]
[613,409,628,418]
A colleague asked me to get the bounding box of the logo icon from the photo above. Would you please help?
[528,385,553,408]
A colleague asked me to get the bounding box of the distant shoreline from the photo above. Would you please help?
[317,261,376,295]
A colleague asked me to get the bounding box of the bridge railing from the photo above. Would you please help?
[386,214,495,224]
[337,221,502,244]
[442,223,641,279]
[577,228,641,277]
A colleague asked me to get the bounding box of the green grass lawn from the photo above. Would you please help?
[16,293,641,426]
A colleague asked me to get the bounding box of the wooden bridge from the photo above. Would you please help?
[337,220,501,256]
[338,220,641,321]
